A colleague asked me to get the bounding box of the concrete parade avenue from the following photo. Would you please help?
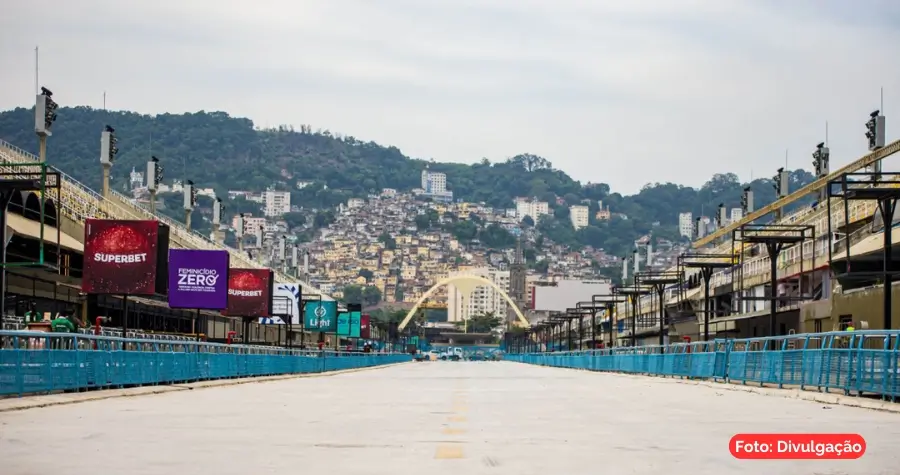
[2,362,899,475]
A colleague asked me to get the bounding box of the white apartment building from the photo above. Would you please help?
[730,208,743,223]
[569,205,589,230]
[421,169,447,194]
[230,215,266,236]
[264,190,291,217]
[447,267,511,324]
[678,212,693,239]
[347,198,365,209]
[516,200,550,223]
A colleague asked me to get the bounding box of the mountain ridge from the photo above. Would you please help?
[0,106,816,257]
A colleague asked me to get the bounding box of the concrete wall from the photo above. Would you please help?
[824,285,900,331]
[59,215,84,244]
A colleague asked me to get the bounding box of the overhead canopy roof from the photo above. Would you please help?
[6,212,83,253]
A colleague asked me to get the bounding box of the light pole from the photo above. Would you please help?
[236,213,245,252]
[183,180,196,231]
[212,197,224,244]
[35,86,58,163]
[147,156,163,213]
[99,125,118,198]
[254,224,264,263]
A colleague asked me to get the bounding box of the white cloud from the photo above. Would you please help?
[1,0,898,194]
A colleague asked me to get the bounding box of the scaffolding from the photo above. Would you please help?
[614,286,651,347]
[534,319,558,353]
[677,252,738,341]
[635,270,682,345]
[1,162,63,319]
[0,162,62,269]
[546,312,568,352]
[575,300,605,349]
[827,172,900,329]
[564,307,591,351]
[732,223,815,337]
[590,294,627,348]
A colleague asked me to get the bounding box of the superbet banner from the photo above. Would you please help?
[224,268,274,317]
[360,314,371,339]
[82,219,160,295]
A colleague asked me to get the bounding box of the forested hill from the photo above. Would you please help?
[0,106,815,251]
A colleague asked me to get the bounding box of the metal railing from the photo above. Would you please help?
[507,330,900,400]
[0,330,410,396]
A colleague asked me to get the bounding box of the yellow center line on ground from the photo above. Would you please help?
[434,445,465,459]
[435,387,469,460]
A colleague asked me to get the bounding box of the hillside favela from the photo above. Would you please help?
[1,2,900,474]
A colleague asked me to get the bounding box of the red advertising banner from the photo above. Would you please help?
[224,268,273,317]
[82,219,159,295]
[360,314,371,339]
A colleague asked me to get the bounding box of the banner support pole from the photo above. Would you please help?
[122,294,129,347]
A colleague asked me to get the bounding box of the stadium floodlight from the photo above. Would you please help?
[147,156,164,191]
[865,109,886,151]
[812,142,830,178]
[773,167,788,198]
[100,126,118,165]
[212,197,223,226]
[716,203,726,228]
[183,180,197,211]
[741,186,754,214]
[35,86,58,138]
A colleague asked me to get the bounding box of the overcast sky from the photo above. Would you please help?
[1,0,899,194]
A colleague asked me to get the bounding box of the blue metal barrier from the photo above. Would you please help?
[506,330,900,400]
[0,331,411,397]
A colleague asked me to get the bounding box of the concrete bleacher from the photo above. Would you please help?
[0,138,331,301]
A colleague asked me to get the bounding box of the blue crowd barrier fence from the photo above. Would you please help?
[505,330,900,400]
[0,331,411,397]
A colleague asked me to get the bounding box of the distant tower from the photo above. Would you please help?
[508,234,527,326]
[129,166,144,191]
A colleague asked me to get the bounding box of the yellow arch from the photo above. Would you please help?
[398,274,531,331]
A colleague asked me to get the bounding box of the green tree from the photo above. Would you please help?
[282,211,306,229]
[449,220,478,243]
[341,285,364,305]
[313,210,335,228]
[530,259,550,273]
[362,286,382,307]
[414,209,440,230]
[342,284,382,307]
[454,311,504,333]
[378,232,396,250]
[563,193,580,205]
[480,224,516,249]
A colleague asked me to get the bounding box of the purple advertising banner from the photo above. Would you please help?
[167,249,230,309]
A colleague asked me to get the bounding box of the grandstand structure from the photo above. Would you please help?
[610,139,900,345]
[0,139,329,300]
[0,137,334,344]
